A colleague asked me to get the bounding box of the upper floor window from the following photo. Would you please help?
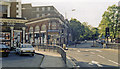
[48,13,50,16]
[42,14,45,17]
[36,14,40,18]
[48,7,50,11]
[52,22,57,29]
[42,7,45,11]
[36,8,39,11]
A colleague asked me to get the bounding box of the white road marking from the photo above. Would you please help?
[96,50,102,52]
[91,61,99,64]
[76,65,80,67]
[90,52,95,54]
[88,63,94,65]
[77,50,80,52]
[91,61,103,67]
[85,50,89,51]
[108,60,119,65]
[97,64,103,67]
[97,55,105,59]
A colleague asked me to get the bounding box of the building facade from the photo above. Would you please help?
[0,0,27,48]
[22,3,72,45]
[25,15,68,45]
[22,4,61,20]
[0,0,22,18]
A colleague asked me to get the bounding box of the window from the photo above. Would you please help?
[52,22,56,29]
[16,5,19,8]
[42,14,45,17]
[36,14,40,18]
[48,7,50,11]
[48,13,50,15]
[36,8,39,11]
[35,26,39,32]
[29,27,33,33]
[41,25,46,31]
[42,7,45,11]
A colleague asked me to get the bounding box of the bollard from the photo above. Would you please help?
[103,43,106,49]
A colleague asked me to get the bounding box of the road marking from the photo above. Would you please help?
[96,50,102,52]
[77,50,80,52]
[91,61,99,64]
[76,65,80,67]
[88,63,94,65]
[91,61,103,67]
[108,60,119,65]
[97,55,105,59]
[90,52,95,54]
[85,50,89,51]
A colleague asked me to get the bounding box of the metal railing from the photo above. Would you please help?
[33,43,66,65]
[106,43,120,49]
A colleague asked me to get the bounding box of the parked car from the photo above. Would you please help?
[15,44,35,56]
[0,44,10,57]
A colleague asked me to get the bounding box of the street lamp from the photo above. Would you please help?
[65,9,76,19]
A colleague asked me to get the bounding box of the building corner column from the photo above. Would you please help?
[22,27,26,44]
[10,27,14,48]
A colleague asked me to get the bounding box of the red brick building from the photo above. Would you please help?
[25,15,70,45]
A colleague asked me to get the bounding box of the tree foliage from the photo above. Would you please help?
[69,18,99,41]
[98,4,119,39]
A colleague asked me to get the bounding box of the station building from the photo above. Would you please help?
[22,4,72,45]
[0,0,27,48]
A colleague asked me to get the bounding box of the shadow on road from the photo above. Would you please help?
[2,51,43,67]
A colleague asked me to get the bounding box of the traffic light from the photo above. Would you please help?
[105,27,110,37]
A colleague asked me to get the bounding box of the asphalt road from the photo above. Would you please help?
[67,41,119,67]
[2,51,43,67]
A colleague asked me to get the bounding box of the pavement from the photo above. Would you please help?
[35,49,74,68]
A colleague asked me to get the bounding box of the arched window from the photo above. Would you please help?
[41,25,46,31]
[35,26,39,32]
[29,26,33,33]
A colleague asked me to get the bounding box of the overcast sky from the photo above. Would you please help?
[21,0,119,27]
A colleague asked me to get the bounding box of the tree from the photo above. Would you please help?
[98,4,119,40]
[69,18,99,41]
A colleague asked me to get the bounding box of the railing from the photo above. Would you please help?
[33,43,66,65]
[106,43,120,49]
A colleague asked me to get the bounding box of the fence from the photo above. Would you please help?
[33,43,66,65]
[106,43,120,49]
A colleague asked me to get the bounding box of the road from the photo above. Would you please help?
[2,51,43,68]
[66,41,119,67]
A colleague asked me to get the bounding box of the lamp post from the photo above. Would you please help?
[65,9,76,19]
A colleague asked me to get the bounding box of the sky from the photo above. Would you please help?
[21,0,120,27]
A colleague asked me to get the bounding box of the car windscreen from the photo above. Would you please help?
[21,45,33,48]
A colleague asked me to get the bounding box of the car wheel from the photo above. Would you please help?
[19,52,22,56]
[31,54,34,56]
[16,52,18,55]
[4,54,8,57]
